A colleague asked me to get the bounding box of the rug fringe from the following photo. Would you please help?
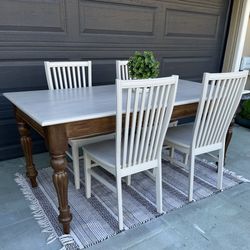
[14,173,58,245]
[223,168,250,183]
[59,234,76,250]
[198,158,250,183]
[15,173,79,250]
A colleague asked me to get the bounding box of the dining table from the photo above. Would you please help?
[3,79,249,234]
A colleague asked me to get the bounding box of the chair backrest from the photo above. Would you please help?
[116,76,178,170]
[116,60,130,80]
[44,61,92,90]
[192,70,248,151]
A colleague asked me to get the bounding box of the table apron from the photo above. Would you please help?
[66,102,199,139]
[15,102,199,140]
[15,106,45,138]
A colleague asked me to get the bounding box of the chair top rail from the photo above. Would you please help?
[117,60,129,65]
[45,61,91,67]
[117,76,178,88]
[203,70,249,80]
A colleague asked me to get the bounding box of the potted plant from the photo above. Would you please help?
[236,99,250,128]
[128,51,160,79]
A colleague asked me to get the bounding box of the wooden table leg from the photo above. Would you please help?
[225,117,235,162]
[45,125,72,234]
[16,116,38,187]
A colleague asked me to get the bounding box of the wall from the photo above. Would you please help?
[0,0,231,160]
[243,17,250,55]
[243,17,250,89]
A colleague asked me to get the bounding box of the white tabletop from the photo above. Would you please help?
[4,79,250,127]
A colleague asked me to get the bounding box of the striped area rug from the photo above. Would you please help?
[15,154,248,250]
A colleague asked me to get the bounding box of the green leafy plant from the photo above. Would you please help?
[240,100,250,120]
[128,51,160,79]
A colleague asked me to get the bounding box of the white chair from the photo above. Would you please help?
[116,60,178,183]
[116,60,130,80]
[116,60,132,185]
[164,70,248,202]
[44,61,114,189]
[83,76,178,230]
[44,61,92,89]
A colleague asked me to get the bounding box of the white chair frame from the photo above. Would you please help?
[116,60,178,183]
[116,60,130,80]
[44,61,114,189]
[116,60,132,185]
[44,61,92,89]
[83,76,178,230]
[164,70,248,202]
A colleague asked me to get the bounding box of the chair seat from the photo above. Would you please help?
[83,139,116,171]
[165,123,194,148]
[68,133,115,147]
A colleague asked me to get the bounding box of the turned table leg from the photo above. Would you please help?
[45,125,72,234]
[16,117,38,187]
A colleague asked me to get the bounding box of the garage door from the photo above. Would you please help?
[0,0,232,160]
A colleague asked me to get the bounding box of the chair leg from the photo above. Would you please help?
[125,175,131,186]
[155,162,163,213]
[72,144,80,190]
[84,152,92,198]
[184,153,189,165]
[217,147,224,190]
[170,146,174,163]
[188,154,195,202]
[117,177,124,231]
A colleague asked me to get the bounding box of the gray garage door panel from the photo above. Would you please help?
[0,0,231,160]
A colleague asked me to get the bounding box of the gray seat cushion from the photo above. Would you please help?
[165,123,194,148]
[83,139,116,168]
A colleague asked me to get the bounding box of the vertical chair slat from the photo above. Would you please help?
[152,85,170,159]
[57,67,64,89]
[122,66,125,80]
[137,86,154,164]
[52,67,59,89]
[148,85,166,161]
[67,67,73,88]
[72,67,77,88]
[116,82,123,169]
[82,66,86,87]
[128,88,140,167]
[122,88,132,168]
[62,67,68,89]
[125,65,129,80]
[88,61,92,86]
[133,87,147,165]
[77,66,81,88]
[143,86,160,162]
[44,62,54,90]
[192,74,209,149]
